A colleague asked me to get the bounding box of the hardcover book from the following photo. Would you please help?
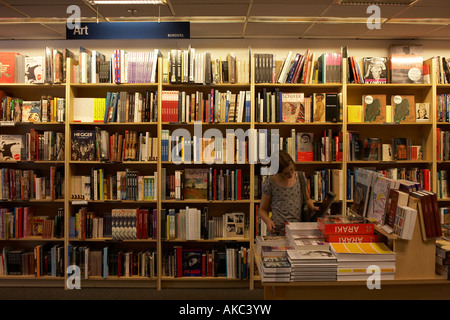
[363,94,386,123]
[415,102,430,122]
[297,132,314,161]
[24,56,45,84]
[71,130,96,161]
[184,168,208,200]
[182,249,203,277]
[317,215,375,236]
[281,93,304,123]
[0,134,24,161]
[392,95,416,122]
[363,57,388,84]
[390,44,423,84]
[0,52,17,83]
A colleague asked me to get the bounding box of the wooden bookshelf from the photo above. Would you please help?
[0,51,447,293]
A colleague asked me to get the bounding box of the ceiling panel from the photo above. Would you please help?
[324,4,407,18]
[362,23,444,39]
[190,23,244,37]
[0,23,64,40]
[303,23,371,38]
[172,4,248,16]
[250,4,329,16]
[393,6,450,18]
[245,22,313,37]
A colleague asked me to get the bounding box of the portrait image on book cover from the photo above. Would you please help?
[415,103,429,122]
[182,250,202,277]
[364,57,387,84]
[313,93,325,122]
[393,138,407,160]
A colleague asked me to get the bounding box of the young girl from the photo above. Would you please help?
[259,150,317,235]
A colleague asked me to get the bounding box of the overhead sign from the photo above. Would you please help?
[66,21,190,39]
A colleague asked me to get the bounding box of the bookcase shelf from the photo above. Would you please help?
[0,51,446,292]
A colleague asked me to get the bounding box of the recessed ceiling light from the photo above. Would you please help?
[336,0,416,5]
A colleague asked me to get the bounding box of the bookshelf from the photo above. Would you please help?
[0,48,447,291]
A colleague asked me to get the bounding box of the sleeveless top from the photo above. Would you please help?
[262,171,308,230]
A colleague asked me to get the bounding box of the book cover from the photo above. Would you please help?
[363,94,386,123]
[281,93,304,123]
[330,243,396,261]
[182,249,203,277]
[297,132,314,161]
[224,212,245,238]
[0,52,17,83]
[0,134,24,161]
[25,56,45,83]
[347,105,362,123]
[71,130,96,161]
[392,95,416,122]
[313,93,326,122]
[350,168,374,217]
[318,215,374,235]
[393,138,407,160]
[366,174,396,224]
[363,57,388,84]
[390,44,423,84]
[415,102,430,122]
[184,168,208,200]
[21,101,41,122]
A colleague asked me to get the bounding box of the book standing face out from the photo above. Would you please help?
[390,44,423,84]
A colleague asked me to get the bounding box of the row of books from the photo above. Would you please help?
[161,168,249,202]
[69,207,157,241]
[68,246,157,279]
[71,169,157,202]
[256,91,341,123]
[161,90,251,123]
[347,133,423,162]
[437,170,449,199]
[348,94,428,123]
[166,48,249,85]
[256,51,342,84]
[347,45,425,84]
[0,131,64,162]
[435,239,450,280]
[71,129,157,162]
[0,245,64,277]
[73,91,157,123]
[0,93,65,123]
[0,167,64,201]
[437,128,450,161]
[0,207,64,240]
[163,246,249,279]
[162,207,246,241]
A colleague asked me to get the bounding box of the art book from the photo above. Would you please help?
[184,168,208,200]
[0,134,24,161]
[415,102,430,122]
[25,56,45,84]
[363,57,388,84]
[297,132,314,161]
[393,138,407,160]
[313,93,326,122]
[22,101,41,122]
[390,44,423,84]
[363,94,386,123]
[392,95,415,122]
[71,130,96,161]
[281,92,304,123]
[366,174,398,224]
[0,52,17,83]
[318,215,375,236]
[350,168,374,217]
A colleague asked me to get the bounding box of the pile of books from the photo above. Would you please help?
[259,256,291,283]
[287,248,337,282]
[317,214,378,243]
[285,222,328,250]
[330,242,396,281]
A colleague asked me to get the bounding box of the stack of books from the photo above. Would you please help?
[259,256,291,283]
[285,222,328,250]
[287,248,337,282]
[330,242,396,281]
[317,214,378,243]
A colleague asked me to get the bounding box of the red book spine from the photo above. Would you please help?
[237,169,242,200]
[326,234,378,243]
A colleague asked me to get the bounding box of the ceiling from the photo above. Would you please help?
[1,0,450,40]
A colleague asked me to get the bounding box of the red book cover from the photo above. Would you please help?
[318,215,374,235]
[0,52,17,83]
[326,234,379,243]
[237,169,242,200]
[143,209,148,239]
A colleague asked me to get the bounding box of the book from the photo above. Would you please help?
[330,242,396,261]
[281,93,304,123]
[318,215,375,236]
[313,93,326,122]
[297,133,314,161]
[0,52,18,83]
[182,249,203,277]
[0,134,24,161]
[363,94,386,123]
[392,95,415,122]
[390,44,423,84]
[184,168,208,200]
[363,57,388,84]
[347,105,362,123]
[350,168,374,217]
[24,56,45,83]
[366,174,397,224]
[393,138,407,160]
[384,188,410,231]
[415,102,430,122]
[71,130,96,161]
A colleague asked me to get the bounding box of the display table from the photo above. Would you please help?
[252,244,450,300]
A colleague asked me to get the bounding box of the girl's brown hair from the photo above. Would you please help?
[277,150,295,174]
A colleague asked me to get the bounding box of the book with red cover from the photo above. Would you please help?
[0,52,18,83]
[325,234,379,243]
[317,215,374,236]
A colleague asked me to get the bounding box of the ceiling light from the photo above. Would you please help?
[87,0,166,4]
[336,0,416,5]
